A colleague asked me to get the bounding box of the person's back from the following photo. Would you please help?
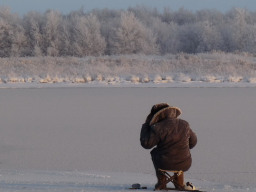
[140,103,197,190]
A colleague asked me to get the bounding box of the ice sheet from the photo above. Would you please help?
[0,87,255,190]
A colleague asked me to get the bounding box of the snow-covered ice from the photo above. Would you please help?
[1,170,255,192]
[0,87,256,192]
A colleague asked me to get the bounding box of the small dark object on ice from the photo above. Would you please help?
[132,183,141,189]
[129,183,147,189]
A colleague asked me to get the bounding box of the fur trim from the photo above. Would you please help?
[151,103,169,114]
[149,106,182,126]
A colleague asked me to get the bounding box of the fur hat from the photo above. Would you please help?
[150,106,182,126]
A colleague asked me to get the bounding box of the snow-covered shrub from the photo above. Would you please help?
[226,76,243,82]
[104,76,116,83]
[247,77,256,83]
[84,75,92,82]
[153,74,163,83]
[93,74,103,81]
[163,75,173,82]
[24,77,34,83]
[175,73,192,82]
[0,53,255,85]
[127,75,140,83]
[39,75,52,83]
[8,77,25,83]
[141,75,150,83]
[73,77,86,83]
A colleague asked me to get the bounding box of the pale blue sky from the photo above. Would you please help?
[1,0,256,15]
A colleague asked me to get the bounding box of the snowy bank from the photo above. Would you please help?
[0,52,256,88]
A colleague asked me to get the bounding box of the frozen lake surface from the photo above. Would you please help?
[0,87,255,191]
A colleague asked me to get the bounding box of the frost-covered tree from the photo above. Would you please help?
[10,22,27,57]
[0,7,27,57]
[110,11,158,55]
[177,24,201,53]
[57,17,72,56]
[70,13,106,56]
[0,8,14,57]
[196,9,225,25]
[1,6,256,57]
[128,5,160,26]
[42,10,62,56]
[93,8,121,55]
[23,11,43,56]
[196,21,223,52]
[0,8,11,57]
[173,8,196,25]
[162,7,173,24]
[244,24,256,53]
[151,18,179,54]
[229,8,249,51]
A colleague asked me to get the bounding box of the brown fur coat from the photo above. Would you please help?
[140,107,197,171]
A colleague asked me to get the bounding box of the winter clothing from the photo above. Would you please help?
[173,171,185,190]
[140,103,197,189]
[145,103,170,124]
[154,169,167,190]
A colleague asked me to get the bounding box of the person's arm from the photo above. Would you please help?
[140,122,160,149]
[189,128,197,149]
[140,103,168,149]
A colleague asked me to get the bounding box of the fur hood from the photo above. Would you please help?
[149,106,182,126]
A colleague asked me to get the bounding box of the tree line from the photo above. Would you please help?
[0,6,256,57]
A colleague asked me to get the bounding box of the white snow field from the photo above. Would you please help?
[0,87,256,192]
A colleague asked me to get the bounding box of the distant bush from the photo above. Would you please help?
[0,6,256,57]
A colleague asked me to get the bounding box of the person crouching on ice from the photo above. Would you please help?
[140,103,197,190]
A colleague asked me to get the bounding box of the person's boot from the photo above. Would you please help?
[154,170,166,190]
[173,171,185,190]
[184,182,196,190]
